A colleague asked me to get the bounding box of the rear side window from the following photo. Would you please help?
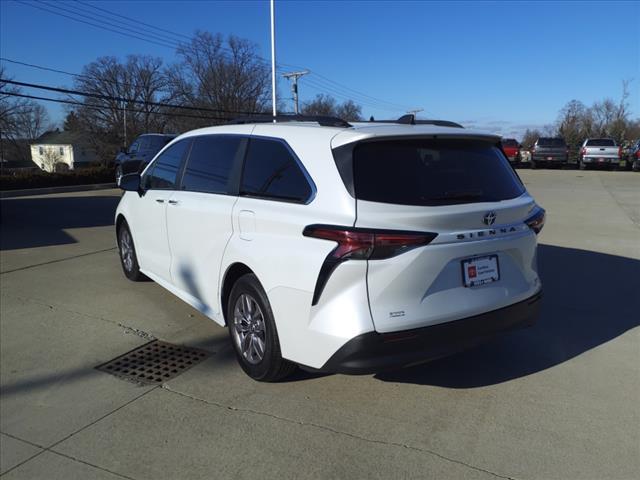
[145,139,189,190]
[240,138,312,203]
[585,139,615,147]
[353,139,525,206]
[182,135,242,194]
[537,138,566,147]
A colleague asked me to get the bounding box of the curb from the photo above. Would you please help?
[0,183,118,199]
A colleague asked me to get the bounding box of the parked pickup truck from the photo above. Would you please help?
[501,138,522,165]
[530,137,568,169]
[579,138,621,170]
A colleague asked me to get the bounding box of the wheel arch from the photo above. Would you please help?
[220,262,255,326]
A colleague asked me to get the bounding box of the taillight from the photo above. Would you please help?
[303,225,437,305]
[618,146,622,158]
[581,147,586,156]
[525,207,546,234]
[636,150,640,159]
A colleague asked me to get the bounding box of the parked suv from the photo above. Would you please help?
[115,116,544,381]
[530,137,568,169]
[115,134,176,184]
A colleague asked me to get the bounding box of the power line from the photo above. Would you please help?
[1,79,268,117]
[13,0,414,114]
[34,0,410,113]
[1,91,229,121]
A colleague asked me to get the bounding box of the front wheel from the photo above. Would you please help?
[227,274,296,382]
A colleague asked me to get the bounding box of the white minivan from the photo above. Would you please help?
[116,116,544,381]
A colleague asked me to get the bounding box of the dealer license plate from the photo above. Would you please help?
[462,255,500,287]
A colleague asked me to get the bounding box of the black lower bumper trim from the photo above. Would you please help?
[320,291,542,374]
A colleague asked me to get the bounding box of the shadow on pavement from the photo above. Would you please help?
[0,194,120,250]
[374,244,639,388]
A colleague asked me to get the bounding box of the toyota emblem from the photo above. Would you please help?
[483,211,496,226]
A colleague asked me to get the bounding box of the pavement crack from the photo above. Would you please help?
[0,388,155,479]
[0,247,117,275]
[160,385,518,480]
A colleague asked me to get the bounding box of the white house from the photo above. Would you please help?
[30,130,99,172]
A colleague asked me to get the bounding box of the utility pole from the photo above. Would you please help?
[123,100,127,148]
[282,70,309,114]
[270,0,277,120]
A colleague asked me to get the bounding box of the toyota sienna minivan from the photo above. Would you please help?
[116,115,544,381]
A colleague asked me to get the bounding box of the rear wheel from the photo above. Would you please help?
[227,274,296,382]
[117,221,146,281]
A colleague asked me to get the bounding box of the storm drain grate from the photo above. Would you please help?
[97,340,210,385]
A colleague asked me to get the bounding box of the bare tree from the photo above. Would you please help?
[521,129,542,150]
[166,31,271,131]
[302,94,363,121]
[71,54,170,160]
[39,146,64,172]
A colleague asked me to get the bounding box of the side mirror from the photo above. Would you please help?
[119,173,142,194]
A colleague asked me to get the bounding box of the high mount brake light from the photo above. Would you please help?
[525,207,546,234]
[303,225,437,305]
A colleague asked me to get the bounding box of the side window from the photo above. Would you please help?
[145,139,190,190]
[240,138,312,203]
[128,141,139,154]
[182,136,242,194]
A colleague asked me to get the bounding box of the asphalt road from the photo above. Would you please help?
[1,170,639,480]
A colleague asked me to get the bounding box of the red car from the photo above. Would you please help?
[501,138,521,165]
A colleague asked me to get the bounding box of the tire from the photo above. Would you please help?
[579,159,586,170]
[117,221,146,281]
[530,160,537,170]
[227,274,296,382]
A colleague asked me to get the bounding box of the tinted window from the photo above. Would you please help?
[585,139,615,147]
[182,136,242,194]
[145,140,189,190]
[353,139,525,206]
[241,138,312,203]
[147,135,175,152]
[537,138,566,147]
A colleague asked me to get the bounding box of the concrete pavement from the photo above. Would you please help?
[1,171,639,479]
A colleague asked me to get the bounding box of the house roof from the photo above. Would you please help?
[34,130,93,146]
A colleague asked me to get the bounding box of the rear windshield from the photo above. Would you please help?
[537,138,566,147]
[353,139,525,206]
[585,139,615,147]
[501,139,519,147]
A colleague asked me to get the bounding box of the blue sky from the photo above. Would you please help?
[1,0,638,139]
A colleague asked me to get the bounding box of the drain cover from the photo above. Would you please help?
[97,340,210,385]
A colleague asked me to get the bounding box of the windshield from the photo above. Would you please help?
[353,139,525,206]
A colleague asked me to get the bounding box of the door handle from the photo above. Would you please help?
[155,199,165,204]
[168,200,179,205]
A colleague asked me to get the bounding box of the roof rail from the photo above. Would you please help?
[229,114,352,128]
[370,114,464,129]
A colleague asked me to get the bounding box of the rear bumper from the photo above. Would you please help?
[318,290,542,374]
[583,156,619,164]
[532,155,567,164]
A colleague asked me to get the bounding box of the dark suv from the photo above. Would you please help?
[530,137,568,169]
[115,134,176,184]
